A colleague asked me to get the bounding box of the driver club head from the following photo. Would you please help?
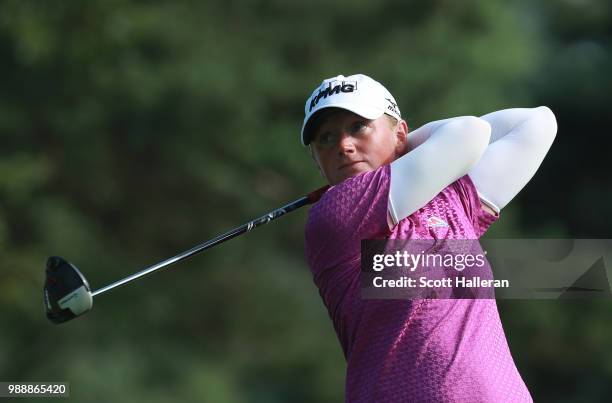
[44,256,93,324]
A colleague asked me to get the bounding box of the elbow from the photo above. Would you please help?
[451,116,492,169]
[533,106,558,145]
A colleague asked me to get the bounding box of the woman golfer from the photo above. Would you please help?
[302,74,557,402]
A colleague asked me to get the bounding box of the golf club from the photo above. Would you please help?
[44,185,329,324]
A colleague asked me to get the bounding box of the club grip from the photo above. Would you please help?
[307,185,330,204]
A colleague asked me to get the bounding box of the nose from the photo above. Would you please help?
[337,132,356,154]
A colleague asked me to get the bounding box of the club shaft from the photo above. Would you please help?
[91,186,329,297]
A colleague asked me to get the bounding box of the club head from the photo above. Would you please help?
[44,256,93,324]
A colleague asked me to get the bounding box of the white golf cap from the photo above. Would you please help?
[300,73,401,146]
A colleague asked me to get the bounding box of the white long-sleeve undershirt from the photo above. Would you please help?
[468,106,558,212]
[388,106,557,225]
[388,116,491,225]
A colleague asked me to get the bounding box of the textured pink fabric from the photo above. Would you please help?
[305,164,532,403]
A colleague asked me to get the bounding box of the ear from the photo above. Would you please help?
[394,120,409,156]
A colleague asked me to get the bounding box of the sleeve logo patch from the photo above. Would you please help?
[427,216,449,228]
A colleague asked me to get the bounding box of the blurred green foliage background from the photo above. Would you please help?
[1,0,611,401]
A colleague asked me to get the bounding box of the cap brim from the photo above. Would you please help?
[301,103,385,146]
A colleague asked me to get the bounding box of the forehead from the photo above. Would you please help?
[309,108,366,135]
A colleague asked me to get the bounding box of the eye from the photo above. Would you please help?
[315,131,335,146]
[349,120,368,135]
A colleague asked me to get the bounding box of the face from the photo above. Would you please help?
[309,109,408,185]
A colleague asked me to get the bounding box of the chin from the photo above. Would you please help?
[332,166,373,184]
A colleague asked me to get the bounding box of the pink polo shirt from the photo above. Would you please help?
[305,164,532,402]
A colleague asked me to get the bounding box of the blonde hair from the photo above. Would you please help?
[384,114,399,129]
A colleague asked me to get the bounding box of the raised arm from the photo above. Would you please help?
[389,116,491,225]
[468,106,558,213]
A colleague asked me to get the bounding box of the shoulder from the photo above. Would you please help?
[308,165,390,221]
[305,165,391,247]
